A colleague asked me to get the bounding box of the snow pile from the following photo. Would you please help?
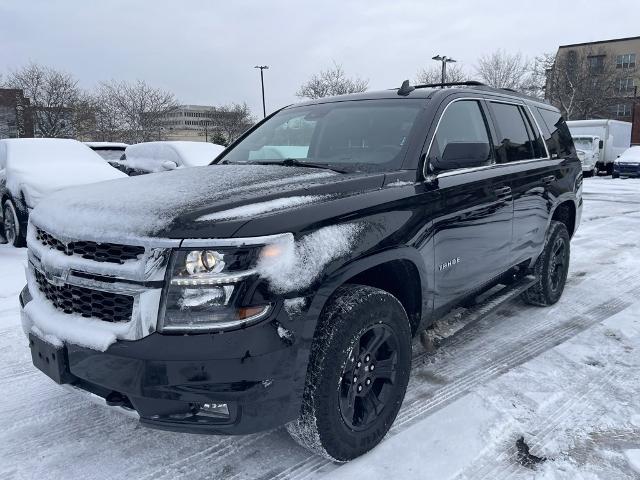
[30,165,336,243]
[123,141,224,172]
[257,224,361,293]
[197,195,329,221]
[0,138,126,208]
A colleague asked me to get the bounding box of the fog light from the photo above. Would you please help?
[198,402,230,418]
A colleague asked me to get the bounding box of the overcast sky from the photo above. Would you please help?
[1,0,637,116]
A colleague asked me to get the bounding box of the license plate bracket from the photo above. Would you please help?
[29,334,73,384]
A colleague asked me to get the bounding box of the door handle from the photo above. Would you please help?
[494,186,511,197]
[542,175,556,184]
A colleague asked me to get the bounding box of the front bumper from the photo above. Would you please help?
[21,286,310,435]
[613,163,640,177]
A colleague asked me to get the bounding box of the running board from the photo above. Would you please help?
[419,275,537,352]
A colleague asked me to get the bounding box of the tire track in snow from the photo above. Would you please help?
[472,362,629,480]
[273,288,639,480]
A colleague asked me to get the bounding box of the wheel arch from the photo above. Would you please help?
[550,197,577,238]
[306,247,430,337]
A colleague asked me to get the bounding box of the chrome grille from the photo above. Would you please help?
[35,228,145,264]
[33,269,133,323]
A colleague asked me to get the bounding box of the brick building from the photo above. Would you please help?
[0,88,34,139]
[548,36,639,144]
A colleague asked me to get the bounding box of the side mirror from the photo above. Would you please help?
[598,140,604,149]
[161,160,178,171]
[435,142,490,172]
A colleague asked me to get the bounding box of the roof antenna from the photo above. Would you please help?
[397,80,415,96]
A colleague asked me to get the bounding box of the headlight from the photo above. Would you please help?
[159,234,291,332]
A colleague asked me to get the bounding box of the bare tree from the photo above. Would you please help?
[546,48,633,120]
[415,64,468,84]
[209,103,255,144]
[96,80,178,143]
[475,50,531,90]
[522,53,556,99]
[71,92,100,141]
[296,62,369,99]
[8,63,80,137]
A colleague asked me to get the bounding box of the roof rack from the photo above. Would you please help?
[394,80,545,102]
[413,80,486,89]
[396,80,487,96]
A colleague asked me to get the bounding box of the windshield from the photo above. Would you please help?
[573,137,594,151]
[93,149,125,161]
[219,100,423,172]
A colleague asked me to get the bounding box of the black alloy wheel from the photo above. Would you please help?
[339,323,399,431]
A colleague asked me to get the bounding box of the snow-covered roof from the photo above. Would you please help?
[124,141,225,172]
[0,138,127,208]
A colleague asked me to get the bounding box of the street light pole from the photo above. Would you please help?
[431,55,457,87]
[632,85,638,145]
[254,65,269,118]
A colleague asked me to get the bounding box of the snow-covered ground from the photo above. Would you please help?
[1,177,639,479]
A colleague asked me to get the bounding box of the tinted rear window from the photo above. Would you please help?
[489,102,538,162]
[535,108,575,158]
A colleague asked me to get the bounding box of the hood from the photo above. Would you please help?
[30,164,385,243]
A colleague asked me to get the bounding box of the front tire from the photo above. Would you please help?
[2,199,25,247]
[521,221,570,306]
[286,285,412,461]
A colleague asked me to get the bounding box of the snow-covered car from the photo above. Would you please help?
[84,142,128,162]
[113,141,225,175]
[613,146,640,178]
[0,138,127,247]
[572,135,600,177]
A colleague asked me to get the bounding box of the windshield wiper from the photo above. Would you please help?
[247,158,349,173]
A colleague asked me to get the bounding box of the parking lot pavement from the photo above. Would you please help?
[1,177,639,480]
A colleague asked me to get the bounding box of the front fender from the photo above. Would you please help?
[301,246,431,339]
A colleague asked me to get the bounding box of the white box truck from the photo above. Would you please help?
[566,120,632,175]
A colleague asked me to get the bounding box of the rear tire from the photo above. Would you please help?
[521,221,570,306]
[286,285,412,461]
[2,199,25,248]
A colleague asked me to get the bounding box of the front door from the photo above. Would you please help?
[425,99,514,312]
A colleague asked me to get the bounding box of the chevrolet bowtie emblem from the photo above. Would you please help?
[44,268,68,286]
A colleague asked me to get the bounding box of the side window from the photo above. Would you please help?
[429,100,493,171]
[536,108,575,159]
[489,102,541,162]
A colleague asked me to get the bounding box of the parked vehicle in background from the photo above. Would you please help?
[613,146,640,178]
[572,135,600,177]
[21,82,582,461]
[566,119,631,174]
[84,142,128,162]
[0,138,127,247]
[113,141,225,175]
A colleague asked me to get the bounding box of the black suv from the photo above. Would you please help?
[21,81,582,461]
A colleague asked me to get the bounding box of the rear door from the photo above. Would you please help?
[425,98,514,312]
[484,99,557,266]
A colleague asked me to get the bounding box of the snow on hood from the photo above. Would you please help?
[616,146,640,164]
[30,165,337,242]
[1,138,127,208]
[196,195,331,222]
[124,141,225,172]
